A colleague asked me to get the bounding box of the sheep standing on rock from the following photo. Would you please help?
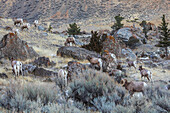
[64,37,76,46]
[58,69,68,88]
[121,79,147,96]
[14,18,23,26]
[11,57,23,77]
[21,23,30,31]
[87,56,103,71]
[34,20,39,27]
[139,66,153,82]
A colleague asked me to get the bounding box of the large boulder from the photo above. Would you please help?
[22,64,57,77]
[115,27,144,48]
[32,56,56,67]
[122,48,137,60]
[0,33,39,60]
[57,46,101,60]
[67,61,86,80]
[102,52,118,72]
[102,36,124,58]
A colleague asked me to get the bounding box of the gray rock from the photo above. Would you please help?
[67,61,86,80]
[38,25,45,31]
[32,67,57,77]
[57,46,101,60]
[40,32,48,37]
[0,73,8,79]
[122,48,136,60]
[116,28,133,42]
[0,34,39,60]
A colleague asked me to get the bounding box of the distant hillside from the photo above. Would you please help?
[0,0,169,28]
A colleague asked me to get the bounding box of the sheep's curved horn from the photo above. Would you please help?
[120,79,125,85]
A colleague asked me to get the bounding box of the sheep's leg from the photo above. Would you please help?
[146,76,150,81]
[70,42,72,46]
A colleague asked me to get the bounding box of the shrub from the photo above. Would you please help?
[67,23,81,36]
[68,69,127,112]
[0,82,58,112]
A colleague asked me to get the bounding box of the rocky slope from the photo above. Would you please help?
[0,0,169,27]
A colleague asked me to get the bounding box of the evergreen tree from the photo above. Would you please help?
[111,14,124,32]
[140,20,148,38]
[67,23,81,36]
[82,31,106,53]
[156,14,170,58]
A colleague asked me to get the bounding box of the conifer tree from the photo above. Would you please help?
[156,14,170,58]
[111,14,124,31]
[67,23,81,36]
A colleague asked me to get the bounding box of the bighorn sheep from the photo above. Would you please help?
[87,56,102,71]
[64,37,76,46]
[121,79,147,96]
[139,66,153,82]
[34,20,38,27]
[14,18,23,26]
[11,57,23,77]
[58,69,68,87]
[12,29,19,35]
[126,59,137,71]
[21,23,30,31]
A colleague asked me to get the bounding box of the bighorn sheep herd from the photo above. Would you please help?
[5,17,160,97]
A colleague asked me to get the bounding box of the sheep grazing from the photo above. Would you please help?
[58,69,68,88]
[11,57,23,77]
[121,79,147,96]
[21,23,30,31]
[64,37,76,46]
[87,56,102,71]
[14,18,23,26]
[139,66,153,82]
[126,59,137,71]
[34,20,38,27]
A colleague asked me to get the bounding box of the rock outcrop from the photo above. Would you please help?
[32,56,56,67]
[115,27,143,49]
[67,61,86,80]
[57,46,101,60]
[0,33,39,60]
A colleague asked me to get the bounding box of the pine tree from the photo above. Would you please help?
[81,31,105,53]
[156,14,170,58]
[111,14,124,32]
[67,23,81,36]
[140,20,148,38]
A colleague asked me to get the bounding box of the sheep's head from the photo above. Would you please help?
[139,65,143,71]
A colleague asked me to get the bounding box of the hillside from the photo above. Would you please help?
[0,0,169,30]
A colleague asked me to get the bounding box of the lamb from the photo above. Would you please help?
[34,20,39,27]
[121,79,147,96]
[11,57,23,77]
[58,69,68,87]
[14,18,23,26]
[64,37,76,46]
[139,66,153,82]
[21,23,30,31]
[87,56,102,71]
